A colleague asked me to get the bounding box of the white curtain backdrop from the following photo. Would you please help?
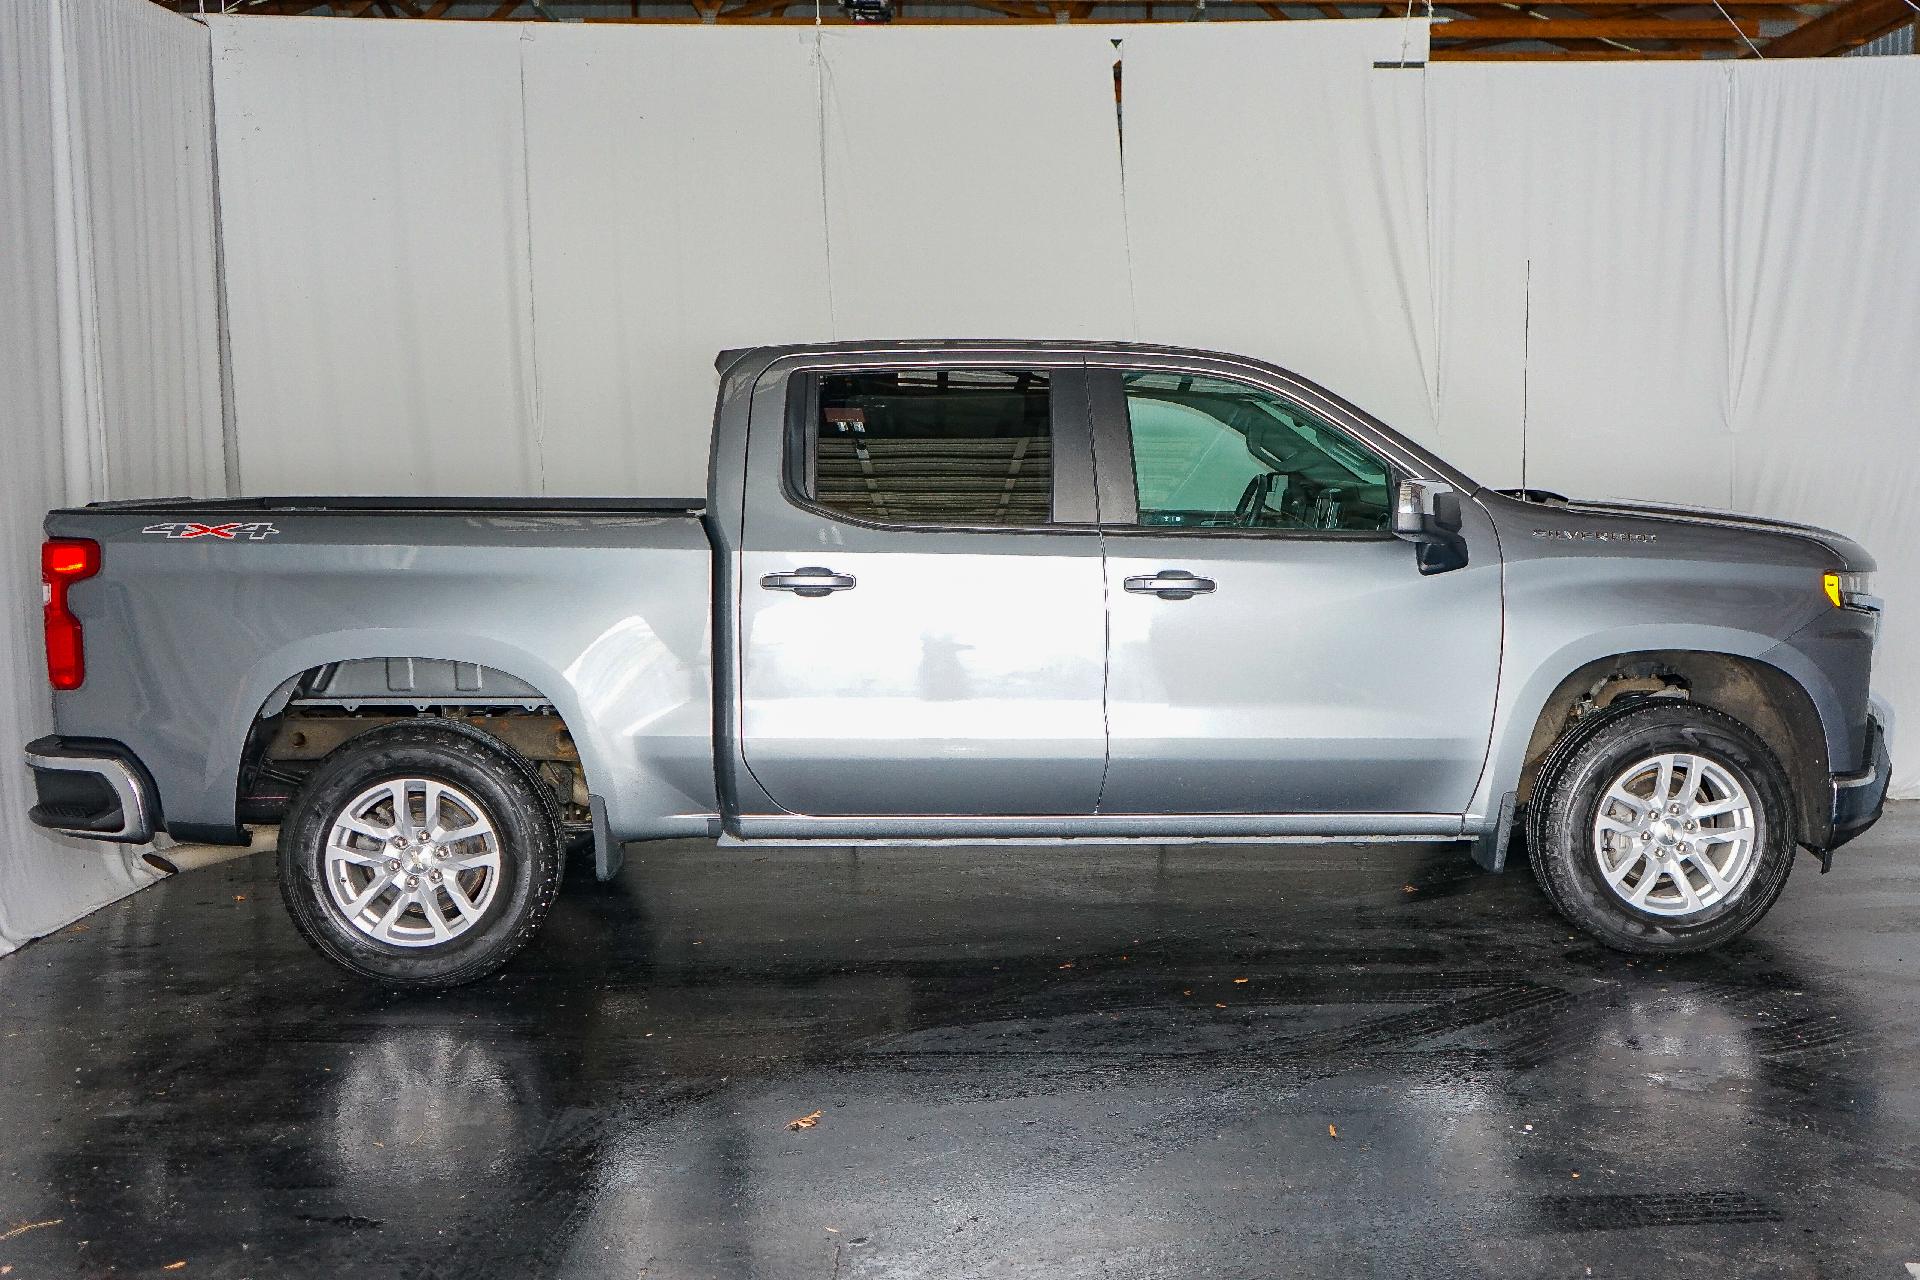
[3,10,1914,955]
[0,0,226,954]
[521,26,833,495]
[1427,63,1734,494]
[1425,60,1920,797]
[1120,21,1444,468]
[205,16,1918,795]
[1721,60,1920,786]
[209,19,544,495]
[210,21,1136,496]
[814,26,1133,341]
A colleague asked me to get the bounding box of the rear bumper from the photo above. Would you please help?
[23,736,157,844]
[1818,715,1890,859]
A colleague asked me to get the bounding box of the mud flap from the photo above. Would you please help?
[1812,714,1891,873]
[590,794,623,881]
[1471,791,1518,873]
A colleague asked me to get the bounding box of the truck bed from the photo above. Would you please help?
[43,497,717,845]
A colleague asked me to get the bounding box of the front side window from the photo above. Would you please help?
[1121,371,1392,532]
[810,368,1052,527]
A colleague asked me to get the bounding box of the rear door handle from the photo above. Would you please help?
[1124,570,1216,601]
[761,567,857,598]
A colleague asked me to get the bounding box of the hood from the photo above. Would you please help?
[1496,490,1875,571]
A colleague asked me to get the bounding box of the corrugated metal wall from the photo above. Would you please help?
[0,0,227,955]
[1848,24,1915,55]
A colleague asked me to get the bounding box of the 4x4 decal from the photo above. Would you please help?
[141,521,280,541]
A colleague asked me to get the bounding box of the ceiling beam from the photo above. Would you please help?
[1444,15,1763,36]
[960,0,1057,16]
[162,0,1837,43]
[1437,1,1802,11]
[160,0,1815,9]
[1432,44,1722,53]
[1434,14,1759,34]
[1760,0,1913,53]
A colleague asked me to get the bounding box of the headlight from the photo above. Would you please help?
[1823,571,1875,610]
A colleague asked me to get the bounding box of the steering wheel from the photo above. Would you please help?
[1234,473,1276,528]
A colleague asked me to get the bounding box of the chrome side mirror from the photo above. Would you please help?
[1392,479,1468,576]
[1394,478,1459,534]
[1393,479,1436,537]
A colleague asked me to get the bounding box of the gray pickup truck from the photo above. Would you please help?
[25,341,1890,987]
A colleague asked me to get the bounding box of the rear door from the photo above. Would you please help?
[736,359,1108,817]
[1090,363,1502,817]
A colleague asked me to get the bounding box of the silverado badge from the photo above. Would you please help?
[1531,528,1657,544]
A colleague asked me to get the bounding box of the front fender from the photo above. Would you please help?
[1470,623,1843,822]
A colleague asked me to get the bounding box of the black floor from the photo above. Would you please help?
[3,810,1917,1279]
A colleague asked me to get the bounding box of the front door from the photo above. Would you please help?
[737,362,1108,817]
[1091,366,1502,816]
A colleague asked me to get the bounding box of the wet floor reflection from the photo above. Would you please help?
[5,826,1917,1278]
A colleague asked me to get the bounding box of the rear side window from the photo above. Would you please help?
[809,369,1052,527]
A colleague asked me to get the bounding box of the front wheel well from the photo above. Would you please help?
[1515,650,1830,846]
[237,658,589,833]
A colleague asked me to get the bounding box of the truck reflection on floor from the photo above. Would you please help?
[18,833,1906,1278]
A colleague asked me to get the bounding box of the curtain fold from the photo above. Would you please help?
[0,0,223,953]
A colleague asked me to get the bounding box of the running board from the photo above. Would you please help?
[720,812,1477,846]
[717,832,1472,849]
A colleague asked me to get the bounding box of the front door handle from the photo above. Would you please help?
[761,567,857,598]
[1123,570,1216,601]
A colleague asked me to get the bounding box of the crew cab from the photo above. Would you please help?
[25,341,1891,986]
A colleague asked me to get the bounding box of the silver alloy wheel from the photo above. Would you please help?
[323,777,503,948]
[1591,751,1757,918]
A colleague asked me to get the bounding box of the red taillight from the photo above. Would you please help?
[42,538,100,691]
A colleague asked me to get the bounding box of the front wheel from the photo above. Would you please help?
[1527,701,1798,955]
[280,722,563,988]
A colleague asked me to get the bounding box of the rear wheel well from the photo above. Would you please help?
[1516,651,1829,846]
[238,659,589,836]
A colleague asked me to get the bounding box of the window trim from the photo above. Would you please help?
[780,364,1099,534]
[1087,366,1402,542]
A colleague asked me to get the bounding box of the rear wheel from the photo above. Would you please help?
[1528,701,1797,955]
[280,722,562,988]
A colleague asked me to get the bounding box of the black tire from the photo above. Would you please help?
[1528,700,1797,955]
[279,720,563,988]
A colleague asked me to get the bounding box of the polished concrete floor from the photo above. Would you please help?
[3,808,1917,1279]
